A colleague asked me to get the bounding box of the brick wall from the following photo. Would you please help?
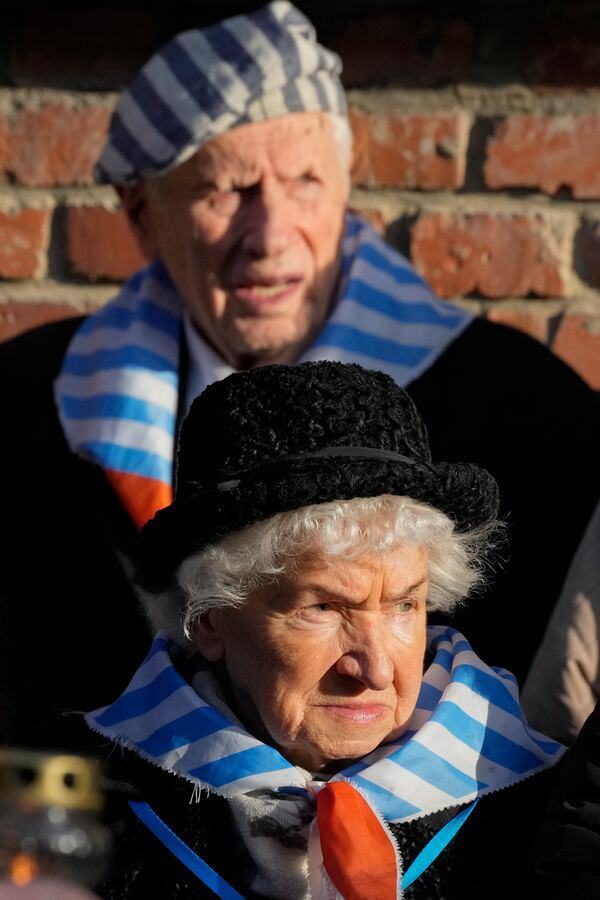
[2,3,600,388]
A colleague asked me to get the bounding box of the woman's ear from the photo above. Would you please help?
[116,184,161,261]
[191,610,225,662]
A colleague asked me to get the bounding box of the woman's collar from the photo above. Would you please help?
[85,627,565,823]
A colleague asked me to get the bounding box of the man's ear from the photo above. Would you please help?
[191,610,225,662]
[116,184,161,260]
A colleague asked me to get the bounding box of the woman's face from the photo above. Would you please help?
[193,545,429,772]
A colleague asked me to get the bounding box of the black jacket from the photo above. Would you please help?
[86,732,559,900]
[1,316,599,747]
[527,699,600,897]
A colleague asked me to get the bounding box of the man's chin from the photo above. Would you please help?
[227,326,308,368]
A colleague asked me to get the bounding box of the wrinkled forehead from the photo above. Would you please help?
[184,111,345,179]
[285,546,431,598]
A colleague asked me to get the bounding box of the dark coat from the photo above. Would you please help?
[527,699,600,897]
[1,316,600,746]
[0,318,149,746]
[86,731,560,900]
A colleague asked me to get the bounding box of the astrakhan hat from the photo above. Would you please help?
[96,1,347,185]
[138,361,500,590]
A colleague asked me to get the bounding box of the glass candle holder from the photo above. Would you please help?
[0,748,111,889]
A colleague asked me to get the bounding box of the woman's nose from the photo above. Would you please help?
[335,622,395,690]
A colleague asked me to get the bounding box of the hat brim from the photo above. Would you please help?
[138,456,499,591]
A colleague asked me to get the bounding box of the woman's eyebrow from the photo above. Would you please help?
[397,577,428,596]
[294,576,429,606]
[291,584,364,605]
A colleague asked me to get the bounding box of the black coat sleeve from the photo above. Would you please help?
[526,701,600,897]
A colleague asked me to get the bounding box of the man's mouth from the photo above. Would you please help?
[231,277,303,305]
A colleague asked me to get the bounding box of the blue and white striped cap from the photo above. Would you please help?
[95,1,347,185]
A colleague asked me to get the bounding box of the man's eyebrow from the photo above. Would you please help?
[193,178,219,190]
[195,169,259,189]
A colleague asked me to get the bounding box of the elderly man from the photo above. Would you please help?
[1,1,599,747]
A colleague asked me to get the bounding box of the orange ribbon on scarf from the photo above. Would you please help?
[106,469,173,530]
[316,782,398,900]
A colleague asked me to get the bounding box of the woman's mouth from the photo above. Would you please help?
[319,704,391,724]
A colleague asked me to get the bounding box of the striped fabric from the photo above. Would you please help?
[96,1,347,185]
[54,214,472,528]
[54,262,181,528]
[86,625,564,824]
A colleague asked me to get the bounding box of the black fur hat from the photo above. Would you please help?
[138,361,499,590]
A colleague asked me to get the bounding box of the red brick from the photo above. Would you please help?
[329,16,473,87]
[0,104,111,187]
[525,22,600,88]
[486,306,549,344]
[67,206,147,281]
[0,301,96,344]
[553,314,600,389]
[350,109,469,190]
[485,115,600,199]
[410,211,569,299]
[0,208,51,280]
[12,10,157,89]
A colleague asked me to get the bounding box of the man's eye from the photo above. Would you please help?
[298,172,321,187]
[287,173,321,196]
[206,189,241,216]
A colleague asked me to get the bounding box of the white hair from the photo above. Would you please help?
[141,495,498,644]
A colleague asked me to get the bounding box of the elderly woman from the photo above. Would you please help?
[81,362,564,899]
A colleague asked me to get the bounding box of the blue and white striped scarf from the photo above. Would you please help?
[54,214,471,528]
[87,625,563,818]
[86,625,563,897]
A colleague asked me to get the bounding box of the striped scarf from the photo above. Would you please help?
[86,626,564,897]
[54,214,471,528]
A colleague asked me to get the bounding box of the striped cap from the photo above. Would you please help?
[95,1,347,185]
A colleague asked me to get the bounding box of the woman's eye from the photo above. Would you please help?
[398,599,416,614]
[301,602,332,614]
[295,601,338,624]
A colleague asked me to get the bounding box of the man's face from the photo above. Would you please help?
[125,112,349,368]
[193,546,429,773]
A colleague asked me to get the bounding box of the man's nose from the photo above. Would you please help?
[335,619,395,691]
[239,180,297,258]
